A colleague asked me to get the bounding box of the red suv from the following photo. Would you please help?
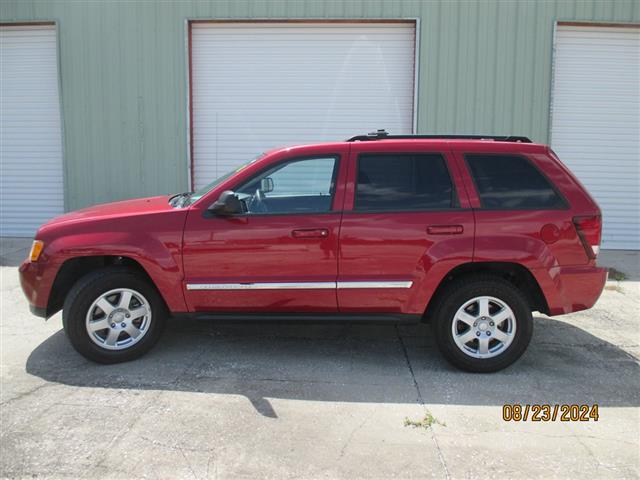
[19,132,607,372]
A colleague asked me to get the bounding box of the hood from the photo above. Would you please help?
[39,195,175,231]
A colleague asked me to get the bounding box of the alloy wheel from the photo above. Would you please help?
[85,288,152,350]
[451,296,516,359]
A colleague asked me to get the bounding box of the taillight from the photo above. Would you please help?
[573,215,602,259]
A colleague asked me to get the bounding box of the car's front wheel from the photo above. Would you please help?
[431,275,533,372]
[62,267,167,363]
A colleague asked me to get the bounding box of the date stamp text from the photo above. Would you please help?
[502,404,599,422]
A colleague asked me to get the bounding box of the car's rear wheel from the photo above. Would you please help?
[63,267,167,364]
[431,275,533,372]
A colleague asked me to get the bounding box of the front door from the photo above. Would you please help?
[182,153,346,313]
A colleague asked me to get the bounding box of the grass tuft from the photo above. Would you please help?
[404,411,445,429]
[607,267,627,282]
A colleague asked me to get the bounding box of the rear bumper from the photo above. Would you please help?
[533,265,608,316]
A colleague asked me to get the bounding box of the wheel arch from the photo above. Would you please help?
[423,262,549,321]
[46,256,169,318]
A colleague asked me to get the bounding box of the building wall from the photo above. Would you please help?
[1,0,638,211]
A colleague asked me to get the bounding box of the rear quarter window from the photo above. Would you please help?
[465,154,566,209]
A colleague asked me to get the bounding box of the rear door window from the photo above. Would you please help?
[465,154,566,209]
[355,154,457,211]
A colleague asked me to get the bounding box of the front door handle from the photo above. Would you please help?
[427,225,464,235]
[292,228,329,239]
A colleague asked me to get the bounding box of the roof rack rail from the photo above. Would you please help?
[346,129,532,143]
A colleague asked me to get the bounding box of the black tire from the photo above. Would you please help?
[62,267,167,364]
[431,275,533,373]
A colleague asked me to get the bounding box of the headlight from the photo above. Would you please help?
[29,240,44,262]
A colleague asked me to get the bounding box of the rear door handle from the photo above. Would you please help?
[292,228,329,239]
[427,225,464,235]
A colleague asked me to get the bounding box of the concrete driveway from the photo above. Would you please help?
[1,238,639,479]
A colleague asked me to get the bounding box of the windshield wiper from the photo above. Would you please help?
[180,191,195,207]
[169,192,192,208]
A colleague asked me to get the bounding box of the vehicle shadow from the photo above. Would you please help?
[26,316,639,417]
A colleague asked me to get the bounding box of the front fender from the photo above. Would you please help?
[37,210,188,312]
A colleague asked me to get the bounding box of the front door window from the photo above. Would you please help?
[236,156,338,214]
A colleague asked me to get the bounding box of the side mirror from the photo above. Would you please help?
[210,191,245,216]
[260,177,274,193]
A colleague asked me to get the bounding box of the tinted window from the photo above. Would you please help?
[355,154,456,211]
[236,156,338,214]
[465,154,564,209]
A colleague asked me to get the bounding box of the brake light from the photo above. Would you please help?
[573,216,602,259]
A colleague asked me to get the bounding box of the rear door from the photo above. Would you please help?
[337,142,475,315]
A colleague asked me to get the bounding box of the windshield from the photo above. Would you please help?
[185,154,264,206]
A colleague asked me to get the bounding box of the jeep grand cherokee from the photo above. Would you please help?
[19,131,607,372]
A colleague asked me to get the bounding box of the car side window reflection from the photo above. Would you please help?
[236,156,338,215]
[355,153,457,211]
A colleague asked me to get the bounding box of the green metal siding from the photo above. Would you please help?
[1,0,638,211]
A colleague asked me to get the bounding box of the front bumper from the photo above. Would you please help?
[19,259,60,319]
[533,265,608,316]
[29,304,48,318]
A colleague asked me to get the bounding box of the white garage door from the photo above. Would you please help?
[0,25,64,237]
[191,22,415,190]
[551,25,640,250]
